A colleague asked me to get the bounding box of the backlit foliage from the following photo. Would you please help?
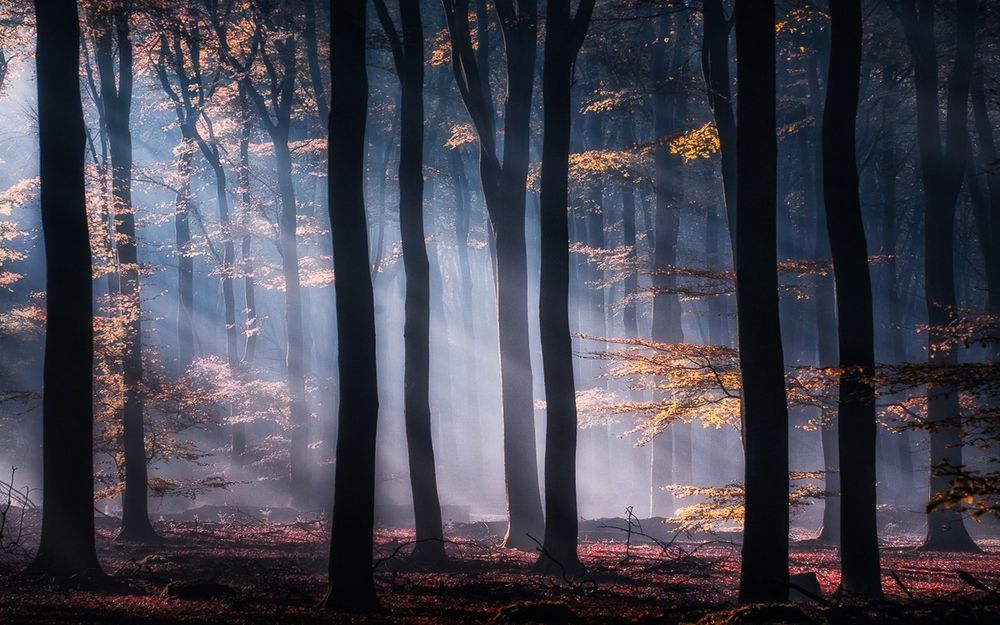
[667,122,720,162]
[0,179,35,292]
[569,148,649,183]
[668,473,825,532]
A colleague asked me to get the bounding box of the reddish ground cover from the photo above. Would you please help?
[1,519,998,624]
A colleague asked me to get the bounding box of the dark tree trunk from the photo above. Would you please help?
[94,5,157,542]
[822,0,882,598]
[537,0,594,577]
[896,0,980,553]
[28,0,104,581]
[803,28,841,546]
[374,0,447,565]
[442,0,544,550]
[324,0,380,611]
[701,0,736,251]
[970,65,1000,323]
[734,0,790,603]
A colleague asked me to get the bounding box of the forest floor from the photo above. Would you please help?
[1,513,999,624]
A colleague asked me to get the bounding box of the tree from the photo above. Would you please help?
[323,0,380,611]
[700,0,736,250]
[969,64,1000,332]
[92,0,158,542]
[27,0,104,581]
[209,0,311,501]
[648,11,683,518]
[734,0,790,603]
[373,0,447,565]
[537,0,595,577]
[821,0,882,598]
[152,13,243,461]
[891,0,980,553]
[804,24,840,545]
[441,0,544,549]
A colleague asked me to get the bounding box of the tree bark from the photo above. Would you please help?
[538,0,594,578]
[822,0,882,598]
[373,0,447,565]
[173,144,194,373]
[700,0,736,251]
[969,65,1000,323]
[29,0,104,580]
[94,4,157,542]
[442,0,544,549]
[895,0,980,553]
[324,0,380,611]
[734,0,790,603]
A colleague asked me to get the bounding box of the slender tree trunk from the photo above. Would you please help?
[897,0,980,552]
[970,65,1000,323]
[377,0,447,564]
[584,109,610,496]
[701,0,736,251]
[538,0,593,577]
[822,0,882,597]
[238,89,258,367]
[29,0,104,580]
[620,121,639,340]
[303,0,329,122]
[734,0,789,603]
[649,13,687,516]
[272,137,310,504]
[442,0,544,547]
[876,60,915,496]
[324,0,380,611]
[498,16,544,551]
[174,142,195,372]
[804,29,841,546]
[94,6,157,542]
[450,146,483,488]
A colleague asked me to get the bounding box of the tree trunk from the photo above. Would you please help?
[442,0,545,547]
[538,0,593,577]
[273,137,310,504]
[701,0,737,251]
[29,0,104,580]
[174,142,194,373]
[897,0,980,553]
[876,58,915,498]
[324,0,380,611]
[238,88,258,368]
[379,0,448,564]
[822,0,882,597]
[734,0,790,603]
[970,65,1000,324]
[94,5,157,542]
[450,145,483,488]
[620,120,639,340]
